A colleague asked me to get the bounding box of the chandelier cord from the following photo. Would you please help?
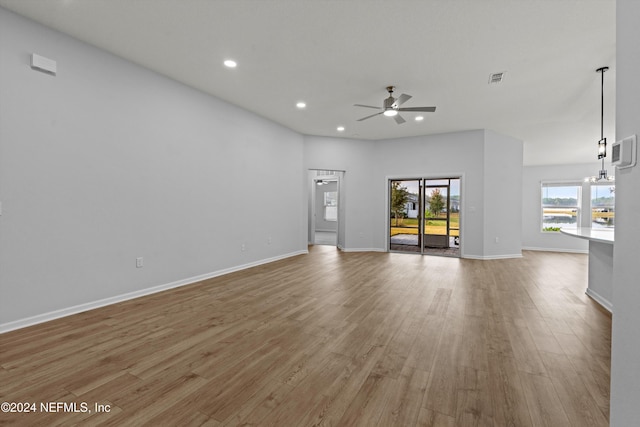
[601,67,604,141]
[599,67,607,172]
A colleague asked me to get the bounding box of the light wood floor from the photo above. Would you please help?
[0,247,611,426]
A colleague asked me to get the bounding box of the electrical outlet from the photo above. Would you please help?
[241,244,246,252]
[267,236,272,245]
[494,237,499,244]
[136,257,144,268]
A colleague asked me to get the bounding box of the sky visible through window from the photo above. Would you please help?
[541,186,578,199]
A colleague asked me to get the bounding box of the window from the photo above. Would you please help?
[324,191,337,221]
[541,183,580,232]
[591,184,615,229]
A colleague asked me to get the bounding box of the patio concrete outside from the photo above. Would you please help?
[390,234,460,257]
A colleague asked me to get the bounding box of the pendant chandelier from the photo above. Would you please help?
[586,66,614,182]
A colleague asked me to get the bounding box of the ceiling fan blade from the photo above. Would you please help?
[357,112,384,121]
[394,114,406,125]
[394,93,412,107]
[354,104,382,110]
[397,106,437,112]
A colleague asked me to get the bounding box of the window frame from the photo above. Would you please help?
[590,183,615,229]
[540,181,582,233]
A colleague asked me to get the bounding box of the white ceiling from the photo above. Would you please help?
[0,0,616,165]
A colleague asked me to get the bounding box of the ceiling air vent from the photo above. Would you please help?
[488,71,505,84]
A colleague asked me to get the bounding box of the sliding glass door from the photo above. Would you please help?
[389,179,421,252]
[389,177,461,256]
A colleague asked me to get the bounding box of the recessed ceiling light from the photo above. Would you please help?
[296,102,306,109]
[415,116,424,121]
[223,59,237,68]
[337,126,345,132]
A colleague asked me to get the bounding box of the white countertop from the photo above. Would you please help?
[560,227,615,244]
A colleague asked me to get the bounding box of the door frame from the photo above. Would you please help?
[308,169,345,249]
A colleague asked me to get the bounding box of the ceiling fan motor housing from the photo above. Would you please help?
[385,86,396,109]
[384,96,396,109]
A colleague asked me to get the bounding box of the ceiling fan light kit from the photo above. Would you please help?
[354,86,436,125]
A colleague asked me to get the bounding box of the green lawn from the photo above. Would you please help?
[390,213,459,236]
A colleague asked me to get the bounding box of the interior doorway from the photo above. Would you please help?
[309,170,345,248]
[389,177,461,257]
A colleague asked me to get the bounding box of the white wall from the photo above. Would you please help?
[0,8,306,329]
[611,0,640,424]
[522,163,598,252]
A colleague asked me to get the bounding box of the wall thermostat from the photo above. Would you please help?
[612,134,637,169]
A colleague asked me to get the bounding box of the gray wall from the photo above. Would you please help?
[611,0,640,424]
[0,8,306,329]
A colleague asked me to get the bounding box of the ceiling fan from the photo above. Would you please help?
[354,86,436,124]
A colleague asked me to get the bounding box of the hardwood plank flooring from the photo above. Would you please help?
[0,247,611,426]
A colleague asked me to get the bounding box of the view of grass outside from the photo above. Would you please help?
[390,213,460,236]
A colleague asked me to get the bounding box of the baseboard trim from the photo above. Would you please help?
[522,246,589,254]
[585,288,613,313]
[0,249,308,334]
